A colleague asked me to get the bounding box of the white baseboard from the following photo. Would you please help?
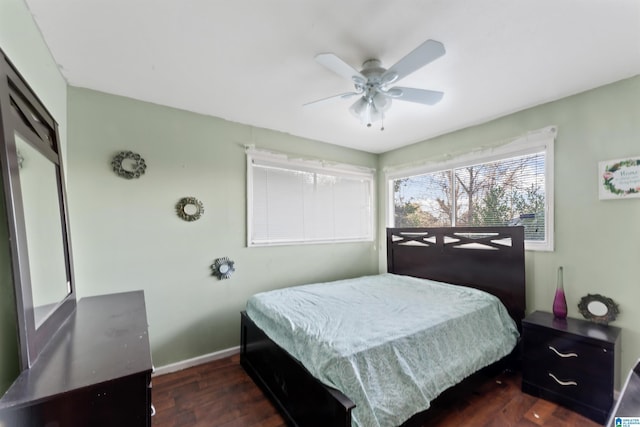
[152,346,240,377]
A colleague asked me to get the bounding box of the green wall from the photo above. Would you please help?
[0,0,67,395]
[66,87,379,366]
[378,75,640,382]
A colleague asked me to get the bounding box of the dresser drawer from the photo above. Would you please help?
[0,373,150,427]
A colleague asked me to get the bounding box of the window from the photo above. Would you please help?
[247,148,374,246]
[387,127,556,251]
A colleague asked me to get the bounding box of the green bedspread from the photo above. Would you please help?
[246,273,519,427]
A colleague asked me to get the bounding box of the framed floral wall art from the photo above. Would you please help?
[599,157,640,200]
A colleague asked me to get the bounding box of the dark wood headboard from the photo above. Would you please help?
[387,227,525,328]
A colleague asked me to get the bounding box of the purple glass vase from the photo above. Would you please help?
[553,266,567,319]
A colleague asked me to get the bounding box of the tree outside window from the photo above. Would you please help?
[392,152,546,242]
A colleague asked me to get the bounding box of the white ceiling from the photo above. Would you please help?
[25,0,640,154]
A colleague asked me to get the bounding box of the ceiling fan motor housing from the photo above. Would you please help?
[356,60,396,93]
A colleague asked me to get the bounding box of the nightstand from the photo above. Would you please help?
[521,311,621,424]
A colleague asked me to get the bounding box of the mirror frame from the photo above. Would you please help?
[577,293,620,325]
[176,196,204,221]
[0,50,76,369]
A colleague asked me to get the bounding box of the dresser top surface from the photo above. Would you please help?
[0,291,153,408]
[523,310,621,344]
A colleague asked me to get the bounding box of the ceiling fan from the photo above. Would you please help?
[305,39,445,129]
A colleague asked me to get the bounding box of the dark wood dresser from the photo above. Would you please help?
[0,291,153,426]
[521,310,621,424]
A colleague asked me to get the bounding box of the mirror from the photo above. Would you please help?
[0,50,76,369]
[14,134,70,327]
[183,203,198,216]
[587,301,608,317]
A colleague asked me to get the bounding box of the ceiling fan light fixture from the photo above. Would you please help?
[349,97,368,118]
[372,92,392,111]
[368,107,384,127]
[356,102,373,126]
[350,95,388,126]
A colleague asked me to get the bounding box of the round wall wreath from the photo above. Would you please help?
[112,151,147,179]
[176,197,204,222]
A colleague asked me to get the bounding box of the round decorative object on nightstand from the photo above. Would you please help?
[577,294,620,325]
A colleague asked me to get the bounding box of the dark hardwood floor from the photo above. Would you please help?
[151,354,602,427]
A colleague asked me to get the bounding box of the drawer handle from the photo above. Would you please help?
[548,373,577,386]
[548,346,578,358]
[151,404,156,417]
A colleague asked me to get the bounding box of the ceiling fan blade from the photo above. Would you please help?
[315,53,366,82]
[303,92,360,107]
[391,87,444,105]
[384,39,445,82]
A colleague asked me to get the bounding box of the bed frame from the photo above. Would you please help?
[240,226,525,427]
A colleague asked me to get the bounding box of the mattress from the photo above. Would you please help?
[245,273,519,427]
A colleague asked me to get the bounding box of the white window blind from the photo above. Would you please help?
[248,149,374,246]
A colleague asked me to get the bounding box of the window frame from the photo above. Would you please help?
[385,127,556,251]
[247,147,375,247]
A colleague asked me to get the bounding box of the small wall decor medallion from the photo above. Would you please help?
[112,151,147,179]
[577,294,620,325]
[599,157,640,200]
[211,257,235,280]
[176,197,204,221]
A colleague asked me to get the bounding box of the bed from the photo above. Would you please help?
[240,226,525,427]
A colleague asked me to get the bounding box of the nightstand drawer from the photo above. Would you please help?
[523,363,612,408]
[523,330,613,385]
